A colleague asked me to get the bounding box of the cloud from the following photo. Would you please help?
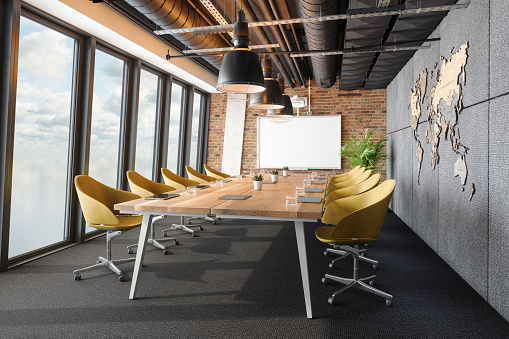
[18,28,74,80]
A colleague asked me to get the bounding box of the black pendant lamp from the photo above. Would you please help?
[266,74,294,119]
[216,10,265,94]
[249,58,284,110]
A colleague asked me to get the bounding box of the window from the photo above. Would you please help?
[188,91,204,170]
[87,49,127,232]
[88,49,127,187]
[135,69,160,179]
[167,82,184,173]
[8,16,77,258]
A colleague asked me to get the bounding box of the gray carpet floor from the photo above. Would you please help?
[0,212,508,338]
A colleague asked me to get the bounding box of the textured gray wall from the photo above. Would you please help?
[386,0,509,320]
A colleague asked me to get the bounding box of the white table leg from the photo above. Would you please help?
[295,221,313,319]
[129,214,152,300]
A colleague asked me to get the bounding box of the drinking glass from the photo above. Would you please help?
[286,195,298,205]
[186,186,197,194]
[296,186,305,195]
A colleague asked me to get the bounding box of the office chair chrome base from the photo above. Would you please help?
[187,214,217,225]
[322,244,392,306]
[128,216,177,254]
[162,216,203,237]
[325,247,378,269]
[73,230,135,281]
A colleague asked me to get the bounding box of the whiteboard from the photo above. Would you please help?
[257,116,341,170]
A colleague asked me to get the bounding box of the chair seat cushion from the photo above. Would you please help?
[88,215,142,230]
[315,226,376,244]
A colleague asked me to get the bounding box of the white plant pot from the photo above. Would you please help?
[271,174,278,183]
[282,170,289,177]
[253,181,263,190]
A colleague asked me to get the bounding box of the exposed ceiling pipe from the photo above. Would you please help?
[253,0,304,87]
[273,0,310,85]
[298,0,340,88]
[235,0,295,89]
[267,0,306,87]
[125,0,228,69]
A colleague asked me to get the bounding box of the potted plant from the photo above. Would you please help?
[252,174,264,190]
[270,170,279,183]
[282,166,289,177]
[341,129,388,172]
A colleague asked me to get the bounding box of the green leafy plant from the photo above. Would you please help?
[282,166,289,171]
[341,129,388,172]
[271,170,279,175]
[252,174,264,181]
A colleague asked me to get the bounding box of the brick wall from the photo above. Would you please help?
[206,79,387,178]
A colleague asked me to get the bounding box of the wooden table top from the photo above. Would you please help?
[115,174,326,219]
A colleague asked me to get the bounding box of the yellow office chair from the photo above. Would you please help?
[316,180,396,306]
[74,175,141,281]
[160,168,205,236]
[204,164,230,179]
[185,165,217,183]
[185,166,221,226]
[126,171,178,254]
[329,165,361,181]
[161,167,199,189]
[324,173,381,208]
[326,170,372,194]
[327,166,365,186]
[323,173,381,262]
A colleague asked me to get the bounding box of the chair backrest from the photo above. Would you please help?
[323,180,396,239]
[324,173,381,208]
[161,168,200,189]
[75,175,141,226]
[204,164,230,179]
[327,169,372,193]
[126,171,175,198]
[330,165,361,181]
[185,166,216,183]
[328,166,365,185]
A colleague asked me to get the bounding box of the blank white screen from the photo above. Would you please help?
[257,116,341,169]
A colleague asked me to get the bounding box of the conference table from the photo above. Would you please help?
[114,174,326,319]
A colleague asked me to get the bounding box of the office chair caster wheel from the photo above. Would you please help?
[199,226,204,230]
[212,221,216,225]
[96,260,102,264]
[118,275,126,282]
[373,264,378,270]
[324,250,329,256]
[162,233,167,237]
[192,233,197,237]
[322,277,329,284]
[162,250,169,255]
[74,274,81,281]
[174,240,179,245]
[217,218,222,220]
[328,262,335,269]
[128,248,134,254]
[369,280,376,286]
[386,299,393,307]
[327,297,337,305]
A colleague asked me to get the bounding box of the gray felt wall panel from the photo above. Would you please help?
[438,0,489,108]
[488,94,509,320]
[388,128,413,228]
[437,102,489,299]
[385,0,509,320]
[490,1,509,98]
[411,122,439,251]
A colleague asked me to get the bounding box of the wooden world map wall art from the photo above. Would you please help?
[409,42,475,201]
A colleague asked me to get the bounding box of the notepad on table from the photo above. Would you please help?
[218,195,251,200]
[305,187,323,193]
[297,196,322,203]
[310,180,324,184]
[196,185,210,189]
